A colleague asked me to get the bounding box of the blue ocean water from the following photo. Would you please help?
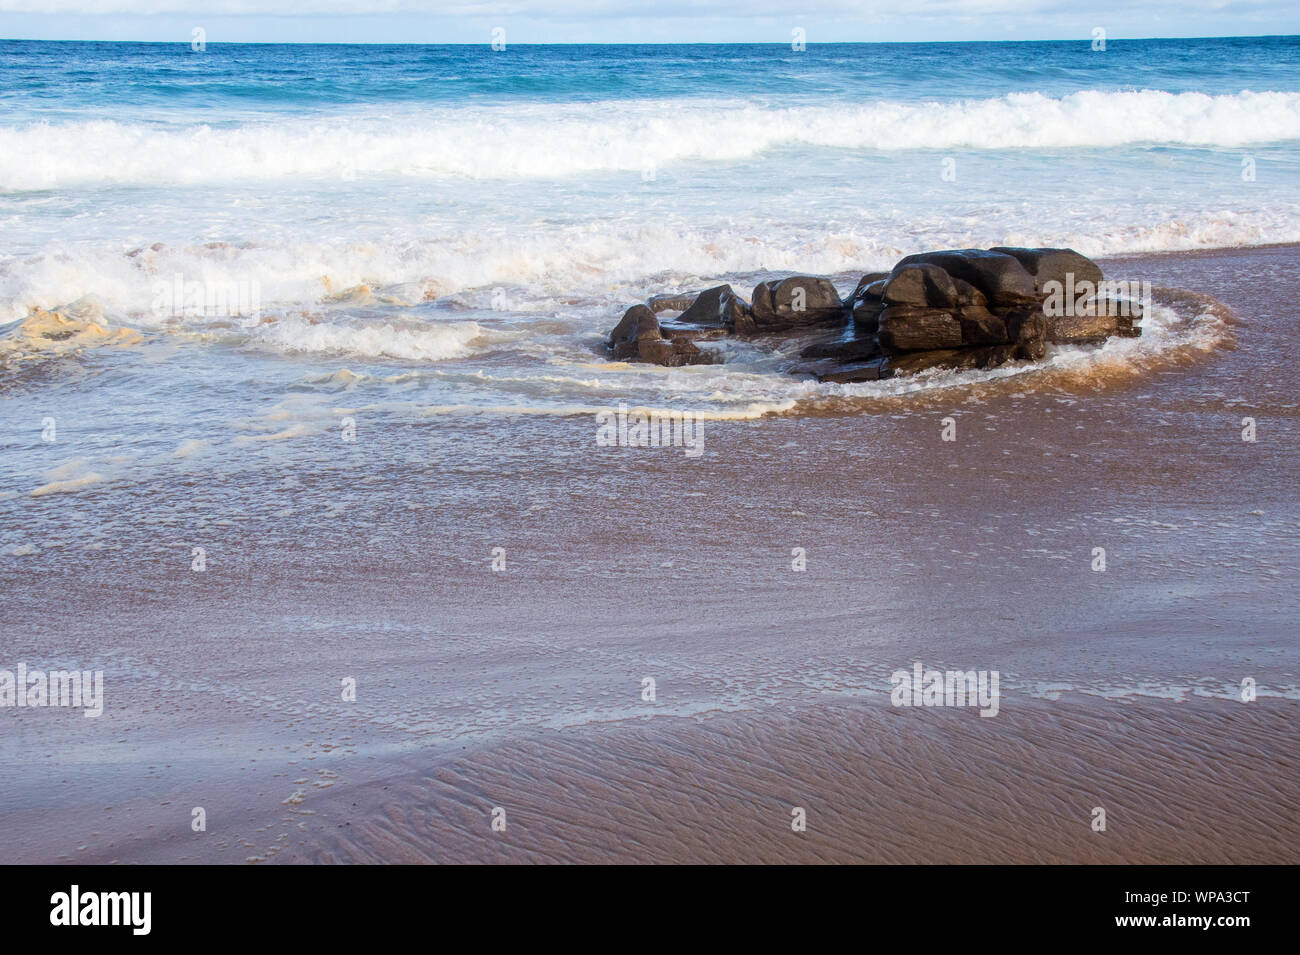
[3,37,1299,115]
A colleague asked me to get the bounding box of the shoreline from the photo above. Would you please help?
[1,242,1297,864]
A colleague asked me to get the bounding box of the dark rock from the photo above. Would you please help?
[991,247,1103,293]
[647,292,697,313]
[955,305,1009,346]
[882,345,1019,376]
[882,264,959,308]
[1005,307,1047,343]
[815,357,894,383]
[1045,312,1120,344]
[792,355,892,383]
[750,276,846,331]
[852,300,885,333]
[848,272,890,301]
[952,278,987,306]
[608,305,663,361]
[1016,339,1048,360]
[607,304,718,366]
[637,336,716,367]
[877,306,963,352]
[1084,289,1145,323]
[895,249,1039,307]
[657,323,731,342]
[799,333,882,362]
[846,277,888,333]
[676,284,752,330]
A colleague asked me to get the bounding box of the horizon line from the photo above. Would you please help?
[1,33,1296,46]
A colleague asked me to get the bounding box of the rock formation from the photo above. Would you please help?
[606,247,1142,381]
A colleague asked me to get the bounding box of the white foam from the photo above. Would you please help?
[3,90,1299,190]
[250,318,486,362]
[3,206,1297,324]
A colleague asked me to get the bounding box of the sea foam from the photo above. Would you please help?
[3,89,1299,190]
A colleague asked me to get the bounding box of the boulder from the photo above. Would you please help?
[675,284,752,330]
[750,276,846,331]
[638,336,715,367]
[608,246,1129,378]
[894,249,1039,307]
[607,304,716,366]
[608,304,662,361]
[848,272,890,301]
[882,264,959,308]
[991,247,1103,293]
[877,306,963,352]
[848,278,888,333]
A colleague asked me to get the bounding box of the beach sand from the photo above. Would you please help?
[1,244,1297,864]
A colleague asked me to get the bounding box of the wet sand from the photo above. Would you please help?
[1,244,1297,864]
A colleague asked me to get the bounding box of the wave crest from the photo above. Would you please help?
[3,89,1299,190]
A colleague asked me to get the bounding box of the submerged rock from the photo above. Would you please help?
[675,284,752,331]
[607,304,717,366]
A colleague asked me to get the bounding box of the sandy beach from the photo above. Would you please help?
[2,241,1295,865]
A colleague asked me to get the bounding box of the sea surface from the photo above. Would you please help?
[2,39,1299,451]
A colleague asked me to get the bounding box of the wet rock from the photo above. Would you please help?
[895,249,1039,307]
[799,333,882,362]
[608,304,664,361]
[877,306,963,352]
[847,277,888,333]
[750,276,846,331]
[1045,312,1121,344]
[956,305,1009,346]
[882,344,1019,376]
[991,246,1103,293]
[638,336,715,367]
[675,284,752,330]
[813,357,894,383]
[882,264,959,308]
[608,246,1124,376]
[952,278,987,306]
[608,304,716,366]
[848,272,890,301]
[647,292,697,313]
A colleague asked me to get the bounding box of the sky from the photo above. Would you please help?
[1,1,1297,44]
